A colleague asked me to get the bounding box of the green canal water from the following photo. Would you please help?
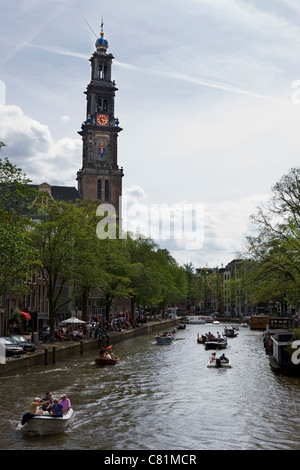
[0,323,300,450]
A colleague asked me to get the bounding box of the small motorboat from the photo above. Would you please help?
[95,355,119,365]
[177,323,186,330]
[197,333,206,344]
[205,339,227,350]
[223,328,238,338]
[21,408,74,435]
[188,316,206,324]
[207,355,231,368]
[156,332,175,344]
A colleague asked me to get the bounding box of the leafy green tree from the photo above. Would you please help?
[0,145,39,302]
[183,263,198,308]
[243,167,300,311]
[71,199,107,322]
[97,237,133,321]
[30,200,91,339]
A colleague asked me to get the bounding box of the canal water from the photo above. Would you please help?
[1,323,300,450]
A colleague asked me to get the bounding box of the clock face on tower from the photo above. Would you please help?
[97,114,109,126]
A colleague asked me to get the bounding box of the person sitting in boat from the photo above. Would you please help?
[220,353,229,363]
[210,352,217,362]
[41,392,53,413]
[103,345,113,358]
[50,398,64,416]
[29,397,50,416]
[59,394,71,414]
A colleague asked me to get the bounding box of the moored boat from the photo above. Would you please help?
[187,316,206,324]
[204,316,214,323]
[21,408,74,435]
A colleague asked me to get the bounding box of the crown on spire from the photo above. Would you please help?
[95,17,109,52]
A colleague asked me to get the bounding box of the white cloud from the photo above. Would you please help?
[0,104,81,187]
[60,115,71,122]
[122,184,270,267]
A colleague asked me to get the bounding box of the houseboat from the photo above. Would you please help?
[250,315,293,330]
[267,330,300,375]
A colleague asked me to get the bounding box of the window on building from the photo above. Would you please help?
[105,180,109,201]
[97,180,102,200]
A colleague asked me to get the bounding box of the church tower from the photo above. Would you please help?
[77,21,123,218]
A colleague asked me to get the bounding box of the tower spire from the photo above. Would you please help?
[77,18,123,220]
[95,16,108,52]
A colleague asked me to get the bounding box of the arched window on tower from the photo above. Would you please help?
[105,180,109,201]
[97,180,102,200]
[96,96,108,112]
[98,64,107,79]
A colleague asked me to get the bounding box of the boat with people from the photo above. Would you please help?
[156,331,175,344]
[197,333,206,344]
[205,338,227,350]
[95,345,119,365]
[21,408,74,435]
[95,355,119,365]
[223,327,238,338]
[207,353,232,368]
[177,322,186,329]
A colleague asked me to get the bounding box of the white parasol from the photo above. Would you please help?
[60,317,86,324]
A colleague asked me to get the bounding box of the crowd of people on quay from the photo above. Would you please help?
[46,310,162,343]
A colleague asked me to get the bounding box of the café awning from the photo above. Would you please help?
[20,311,31,320]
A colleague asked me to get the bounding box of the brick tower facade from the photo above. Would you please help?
[77,21,123,219]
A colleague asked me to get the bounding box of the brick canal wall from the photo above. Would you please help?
[0,318,177,376]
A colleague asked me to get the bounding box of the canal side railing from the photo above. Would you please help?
[0,318,177,376]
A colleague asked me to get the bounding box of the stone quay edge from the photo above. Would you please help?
[0,318,177,376]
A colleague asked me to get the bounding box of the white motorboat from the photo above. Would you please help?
[207,358,232,368]
[187,316,206,324]
[156,333,175,344]
[223,327,238,338]
[21,408,74,435]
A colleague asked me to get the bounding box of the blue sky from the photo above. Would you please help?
[1,0,300,268]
